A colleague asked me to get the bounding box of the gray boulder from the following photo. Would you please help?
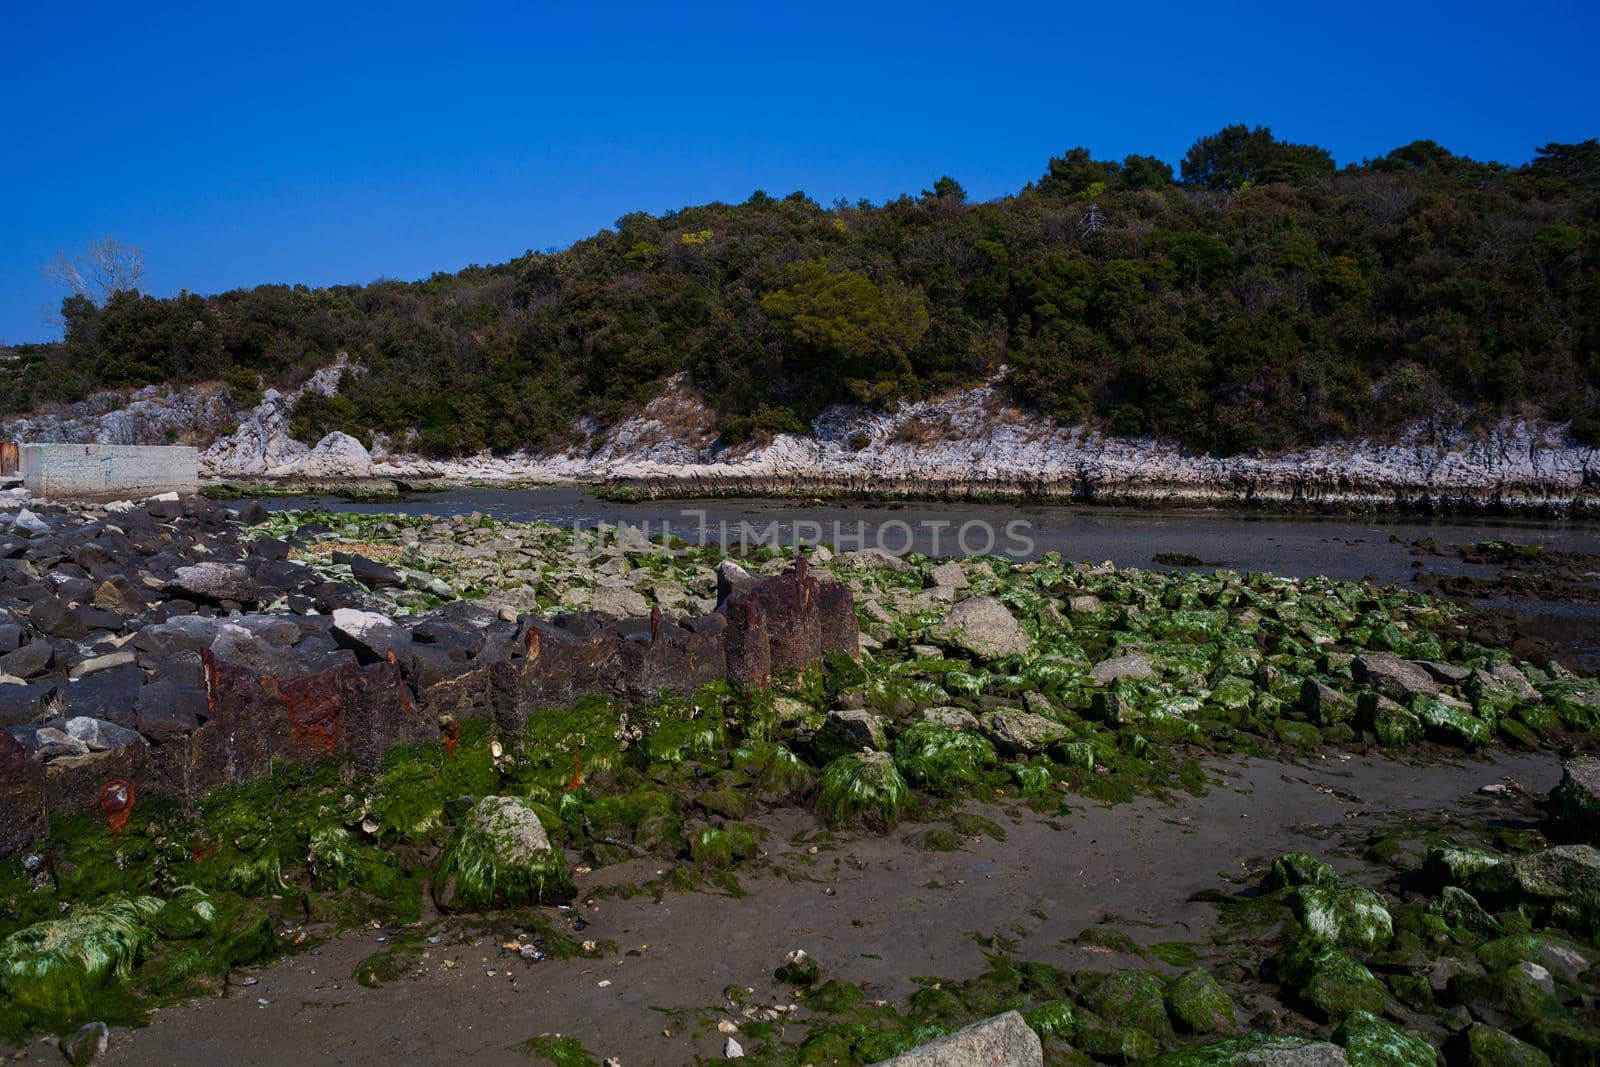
[980,708,1069,755]
[935,596,1030,660]
[1352,653,1437,702]
[1090,653,1154,685]
[169,562,259,604]
[879,1010,1042,1066]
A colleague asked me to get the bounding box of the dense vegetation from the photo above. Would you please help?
[4,126,1598,455]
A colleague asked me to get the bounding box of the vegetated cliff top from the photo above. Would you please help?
[4,127,1597,458]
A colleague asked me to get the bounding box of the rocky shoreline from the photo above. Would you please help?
[1,491,1599,1063]
[9,375,1597,515]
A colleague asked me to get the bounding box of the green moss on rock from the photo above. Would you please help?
[431,796,573,911]
[1273,938,1387,1021]
[814,751,910,830]
[1290,884,1393,953]
[892,721,998,795]
[1332,1009,1434,1067]
[1164,968,1236,1035]
[0,895,162,1022]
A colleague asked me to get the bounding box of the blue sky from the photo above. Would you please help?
[2,0,1597,343]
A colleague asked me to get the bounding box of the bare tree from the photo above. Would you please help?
[43,236,146,306]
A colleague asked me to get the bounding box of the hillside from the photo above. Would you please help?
[4,126,1598,458]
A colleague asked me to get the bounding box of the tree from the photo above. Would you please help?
[44,236,146,306]
[1180,124,1335,190]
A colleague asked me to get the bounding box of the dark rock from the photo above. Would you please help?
[0,681,55,727]
[135,680,207,741]
[0,638,54,678]
[29,596,88,639]
[62,665,146,726]
[253,558,316,591]
[1550,756,1600,845]
[346,553,403,588]
[236,500,269,525]
[0,728,46,855]
[0,621,21,652]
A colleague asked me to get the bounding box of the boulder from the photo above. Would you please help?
[294,432,374,478]
[0,681,56,728]
[0,639,53,679]
[927,561,968,590]
[980,708,1069,755]
[62,665,147,726]
[135,680,207,741]
[1550,756,1600,845]
[815,708,887,759]
[878,1010,1042,1066]
[591,582,650,619]
[64,716,148,753]
[347,554,402,588]
[1090,653,1154,685]
[432,796,572,911]
[1352,653,1437,702]
[330,607,410,665]
[169,562,259,605]
[935,596,1030,660]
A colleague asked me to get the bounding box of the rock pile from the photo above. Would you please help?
[0,498,857,858]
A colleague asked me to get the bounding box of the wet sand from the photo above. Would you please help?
[87,749,1560,1066]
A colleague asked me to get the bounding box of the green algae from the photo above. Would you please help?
[432,796,573,911]
[814,752,911,830]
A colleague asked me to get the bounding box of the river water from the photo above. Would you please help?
[259,486,1600,668]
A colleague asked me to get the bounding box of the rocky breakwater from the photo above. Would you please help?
[0,498,857,859]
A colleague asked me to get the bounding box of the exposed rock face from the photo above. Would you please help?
[12,367,1596,509]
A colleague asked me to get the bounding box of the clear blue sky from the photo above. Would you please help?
[3,0,1597,344]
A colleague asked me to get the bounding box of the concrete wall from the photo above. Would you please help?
[21,443,199,501]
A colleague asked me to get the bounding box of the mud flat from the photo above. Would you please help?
[94,752,1564,1066]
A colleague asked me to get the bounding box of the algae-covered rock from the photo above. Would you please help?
[1549,756,1600,845]
[1274,939,1387,1021]
[1425,846,1517,900]
[1150,1032,1349,1065]
[814,750,910,830]
[58,1021,109,1067]
[0,895,162,1020]
[1413,694,1492,748]
[892,720,997,795]
[1447,966,1566,1029]
[1263,852,1338,891]
[1290,884,1393,953]
[432,796,572,911]
[1330,1010,1433,1067]
[1083,969,1174,1040]
[1076,1023,1162,1062]
[979,708,1069,756]
[1022,999,1082,1043]
[1460,1023,1551,1067]
[1428,885,1502,937]
[1165,968,1236,1035]
[152,887,218,941]
[1510,844,1600,903]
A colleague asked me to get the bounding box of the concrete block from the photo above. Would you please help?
[21,443,198,501]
